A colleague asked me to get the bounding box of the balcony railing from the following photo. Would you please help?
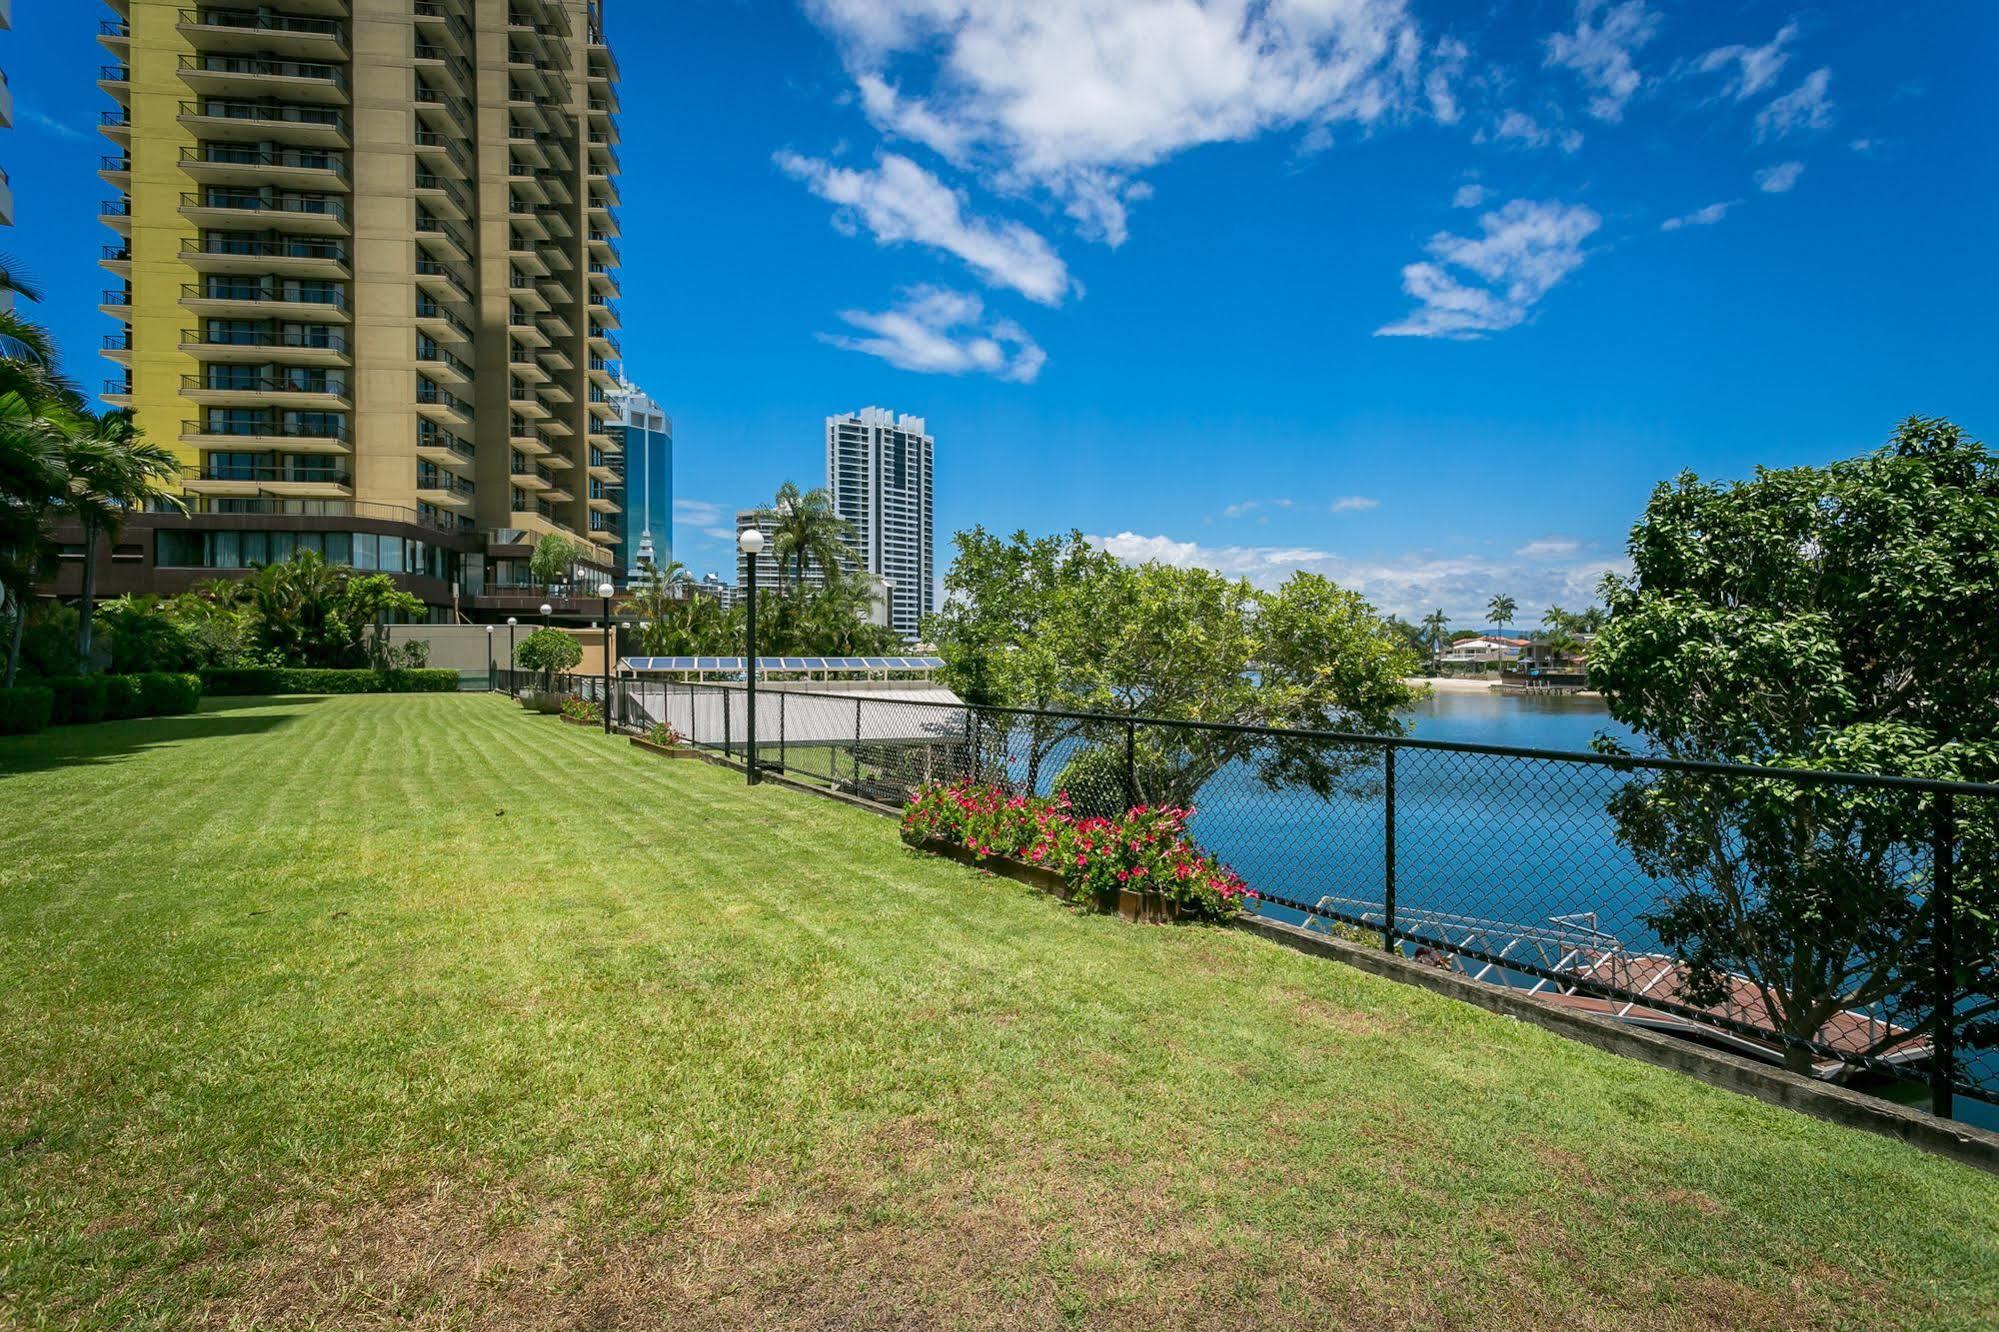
[178,98,346,133]
[184,418,351,442]
[177,8,346,44]
[184,234,348,263]
[414,255,473,301]
[180,54,347,91]
[198,464,352,486]
[183,144,348,177]
[185,282,349,310]
[183,373,346,396]
[99,200,131,216]
[182,190,348,221]
[189,328,350,354]
[417,344,470,376]
[416,467,475,497]
[100,289,133,306]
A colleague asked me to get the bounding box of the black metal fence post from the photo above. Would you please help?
[1932,790,1957,1119]
[854,697,863,789]
[722,693,731,759]
[778,689,787,775]
[967,710,980,785]
[1124,718,1138,812]
[1383,744,1397,954]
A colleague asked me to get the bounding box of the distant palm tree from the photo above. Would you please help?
[767,480,853,592]
[1487,593,1516,639]
[1420,608,1450,673]
[62,411,184,672]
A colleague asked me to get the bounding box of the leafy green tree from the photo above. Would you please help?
[927,528,1120,789]
[0,268,85,687]
[1592,417,1999,1073]
[1488,593,1517,638]
[934,528,1418,808]
[61,411,184,672]
[515,626,582,692]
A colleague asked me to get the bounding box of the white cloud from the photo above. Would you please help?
[1755,160,1805,193]
[802,0,1427,246]
[1088,531,1625,621]
[1376,198,1601,340]
[1695,22,1796,101]
[1452,183,1487,209]
[1331,496,1380,513]
[1756,67,1833,140]
[1849,137,1877,154]
[1659,200,1735,231]
[1483,110,1582,153]
[1514,537,1581,558]
[820,286,1046,382]
[23,109,89,142]
[1223,500,1261,518]
[1545,0,1660,123]
[1425,36,1470,125]
[775,151,1071,305]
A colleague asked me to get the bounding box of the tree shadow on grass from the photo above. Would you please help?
[0,699,319,779]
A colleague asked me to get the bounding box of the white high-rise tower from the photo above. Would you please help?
[825,407,934,640]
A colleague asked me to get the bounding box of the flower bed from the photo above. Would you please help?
[900,781,1254,923]
[630,722,702,759]
[558,696,603,725]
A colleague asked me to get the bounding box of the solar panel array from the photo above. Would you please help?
[619,656,947,672]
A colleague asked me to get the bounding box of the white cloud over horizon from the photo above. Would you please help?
[775,150,1072,304]
[1330,496,1380,513]
[1377,198,1601,339]
[1088,530,1626,622]
[820,285,1047,382]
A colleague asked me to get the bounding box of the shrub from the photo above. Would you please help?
[0,686,53,736]
[199,668,457,696]
[560,695,603,723]
[137,672,202,716]
[646,721,685,748]
[102,675,147,721]
[50,676,110,726]
[901,781,1254,920]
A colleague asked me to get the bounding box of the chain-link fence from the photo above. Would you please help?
[496,670,1999,1121]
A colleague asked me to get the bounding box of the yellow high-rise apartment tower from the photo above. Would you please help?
[89,0,623,616]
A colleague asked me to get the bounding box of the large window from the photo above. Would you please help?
[154,529,452,580]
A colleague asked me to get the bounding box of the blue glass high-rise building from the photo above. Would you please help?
[606,377,672,586]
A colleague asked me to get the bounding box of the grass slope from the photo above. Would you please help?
[0,693,1993,1330]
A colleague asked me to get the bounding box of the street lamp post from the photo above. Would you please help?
[485,624,494,690]
[598,581,615,734]
[737,526,764,785]
[506,617,518,692]
[539,601,552,627]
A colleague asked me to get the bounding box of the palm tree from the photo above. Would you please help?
[1487,593,1516,639]
[0,267,83,687]
[767,481,853,592]
[1420,608,1450,673]
[62,411,184,672]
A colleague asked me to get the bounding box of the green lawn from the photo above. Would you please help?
[0,694,1993,1330]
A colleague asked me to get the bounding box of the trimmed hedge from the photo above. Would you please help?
[13,674,202,731]
[0,686,54,736]
[51,676,110,726]
[198,667,459,696]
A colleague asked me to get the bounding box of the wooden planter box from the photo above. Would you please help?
[519,692,564,715]
[913,837,1182,924]
[629,736,703,760]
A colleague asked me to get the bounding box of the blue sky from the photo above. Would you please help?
[7,2,1995,624]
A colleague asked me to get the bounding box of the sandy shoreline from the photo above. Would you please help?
[1403,676,1501,693]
